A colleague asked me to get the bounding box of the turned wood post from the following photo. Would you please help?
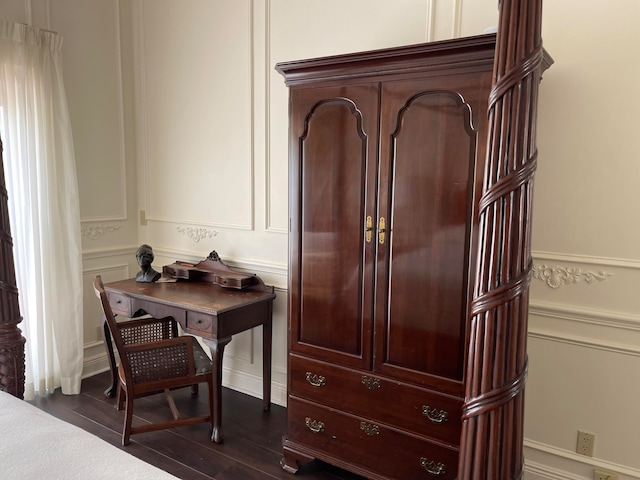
[0,138,25,399]
[459,0,546,478]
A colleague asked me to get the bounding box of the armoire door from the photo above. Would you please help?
[373,72,492,395]
[288,84,379,370]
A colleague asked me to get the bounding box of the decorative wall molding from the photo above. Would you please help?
[113,0,128,222]
[452,0,463,38]
[532,263,612,289]
[528,300,640,356]
[530,301,640,331]
[425,0,435,42]
[176,226,218,243]
[264,0,287,235]
[524,439,640,480]
[134,0,254,230]
[77,0,128,222]
[532,251,640,270]
[81,223,122,240]
[82,245,137,260]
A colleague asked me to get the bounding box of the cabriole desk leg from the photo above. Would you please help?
[202,336,232,443]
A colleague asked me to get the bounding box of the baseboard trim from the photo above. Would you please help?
[524,439,640,479]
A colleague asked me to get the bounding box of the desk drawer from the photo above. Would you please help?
[288,396,458,480]
[289,354,462,446]
[107,292,132,317]
[185,311,214,334]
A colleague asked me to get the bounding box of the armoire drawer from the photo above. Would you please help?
[289,354,462,446]
[287,396,458,480]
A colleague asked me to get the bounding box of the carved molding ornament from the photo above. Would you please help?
[532,263,612,289]
[176,226,218,243]
[81,224,122,239]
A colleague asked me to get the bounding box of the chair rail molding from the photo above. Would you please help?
[528,300,640,356]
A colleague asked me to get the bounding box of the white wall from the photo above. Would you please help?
[1,1,638,479]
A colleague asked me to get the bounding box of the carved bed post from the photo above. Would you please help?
[459,0,545,478]
[0,138,25,399]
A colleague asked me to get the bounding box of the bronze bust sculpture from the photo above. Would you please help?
[135,244,161,283]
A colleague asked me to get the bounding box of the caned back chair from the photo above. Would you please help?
[93,275,214,445]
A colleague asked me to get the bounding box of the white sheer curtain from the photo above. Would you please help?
[0,21,83,399]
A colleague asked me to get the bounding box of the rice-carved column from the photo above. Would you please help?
[459,0,548,478]
[0,138,25,399]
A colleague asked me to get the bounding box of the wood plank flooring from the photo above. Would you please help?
[29,372,365,480]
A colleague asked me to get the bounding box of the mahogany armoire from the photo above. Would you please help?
[276,2,551,478]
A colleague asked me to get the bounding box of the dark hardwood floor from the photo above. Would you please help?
[29,372,365,480]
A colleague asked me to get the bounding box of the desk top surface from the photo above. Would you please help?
[104,278,276,315]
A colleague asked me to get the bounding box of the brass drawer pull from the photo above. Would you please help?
[359,421,380,436]
[305,372,326,387]
[305,417,324,433]
[361,376,381,390]
[420,457,446,476]
[422,405,449,424]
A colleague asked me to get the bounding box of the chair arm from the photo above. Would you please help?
[117,316,179,345]
[124,336,196,384]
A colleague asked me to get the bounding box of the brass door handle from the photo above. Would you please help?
[365,215,373,243]
[378,217,386,244]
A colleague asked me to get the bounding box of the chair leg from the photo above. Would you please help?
[191,383,199,395]
[122,394,134,446]
[116,382,125,411]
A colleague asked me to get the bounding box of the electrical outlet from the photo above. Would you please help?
[594,469,618,480]
[139,209,147,226]
[576,430,595,456]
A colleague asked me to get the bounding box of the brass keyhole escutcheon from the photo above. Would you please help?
[361,375,381,390]
[360,421,380,436]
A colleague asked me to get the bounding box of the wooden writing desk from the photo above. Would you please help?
[102,278,276,443]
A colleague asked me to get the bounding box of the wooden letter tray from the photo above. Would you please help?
[162,251,259,290]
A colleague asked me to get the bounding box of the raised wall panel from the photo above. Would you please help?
[0,0,29,24]
[136,0,253,229]
[51,0,127,221]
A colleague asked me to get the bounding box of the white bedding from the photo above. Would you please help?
[0,390,179,479]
